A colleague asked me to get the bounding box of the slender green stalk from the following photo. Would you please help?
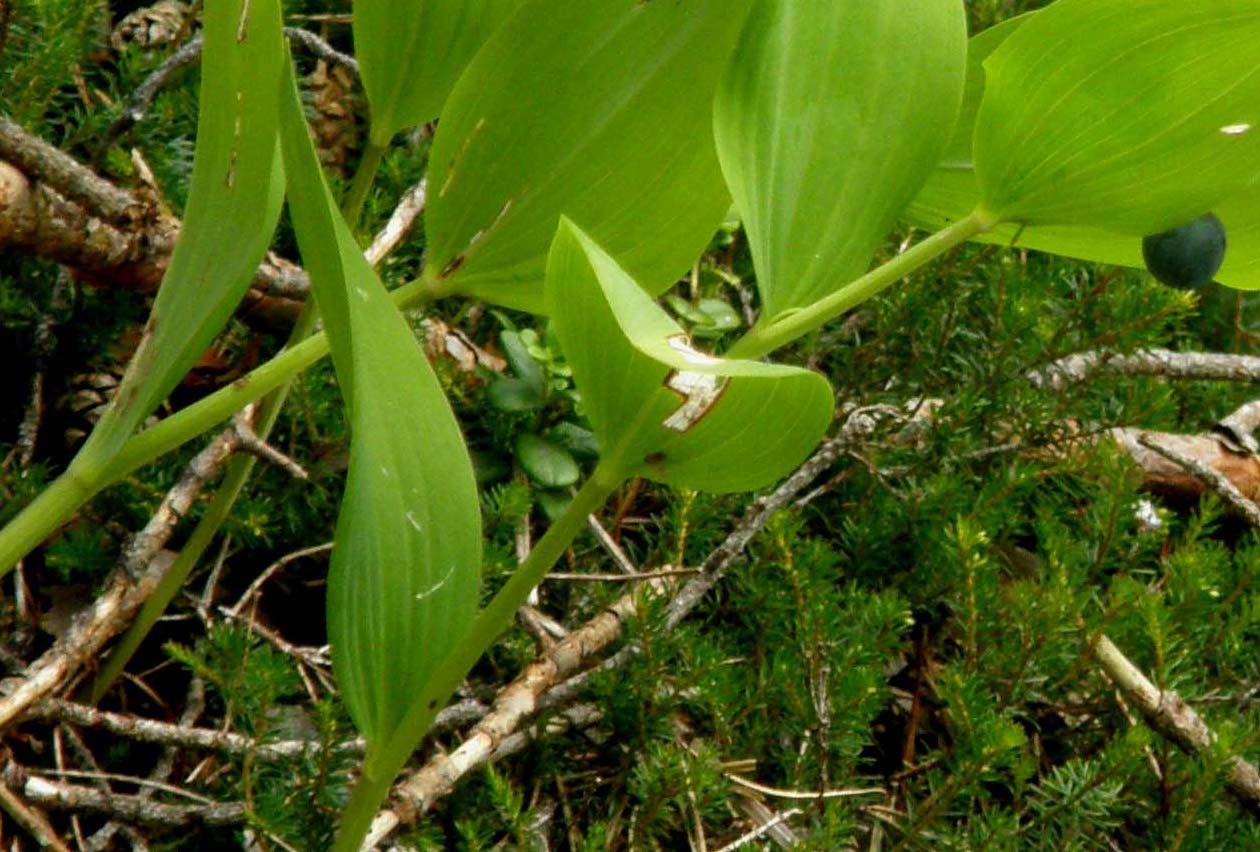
[331,466,623,852]
[341,141,388,230]
[725,209,996,360]
[83,145,391,696]
[0,458,105,574]
[0,273,444,577]
[84,301,322,701]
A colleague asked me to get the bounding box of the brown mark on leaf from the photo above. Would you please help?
[440,117,487,198]
[225,93,244,188]
[644,451,666,467]
[464,198,515,256]
[440,254,466,279]
[236,0,251,42]
[660,336,728,433]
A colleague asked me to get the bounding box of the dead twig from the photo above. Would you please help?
[1090,633,1260,814]
[0,421,241,733]
[104,33,205,144]
[712,807,802,852]
[30,695,491,761]
[225,542,332,619]
[1030,349,1260,391]
[722,774,884,802]
[0,775,75,852]
[0,115,142,224]
[107,28,359,145]
[385,592,658,829]
[365,179,426,267]
[1135,433,1260,527]
[363,704,605,849]
[15,282,62,465]
[6,767,245,827]
[232,412,309,479]
[1217,399,1260,454]
[544,568,700,582]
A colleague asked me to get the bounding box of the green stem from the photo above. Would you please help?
[0,273,444,577]
[0,459,103,574]
[331,467,623,852]
[341,140,388,230]
[726,209,996,360]
[84,302,323,702]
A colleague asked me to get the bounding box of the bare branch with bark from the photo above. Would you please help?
[1091,633,1260,814]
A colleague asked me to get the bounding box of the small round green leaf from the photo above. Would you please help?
[500,330,544,393]
[487,377,543,413]
[516,433,580,489]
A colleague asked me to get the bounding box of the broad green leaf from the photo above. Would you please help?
[279,62,481,749]
[713,0,966,324]
[353,0,523,145]
[909,13,1260,290]
[546,220,833,494]
[84,0,285,459]
[425,0,753,313]
[974,0,1260,235]
[907,16,1029,240]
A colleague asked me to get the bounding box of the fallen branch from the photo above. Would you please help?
[1090,633,1260,814]
[5,767,246,828]
[1031,349,1260,391]
[0,422,241,733]
[0,159,304,325]
[1134,433,1260,526]
[107,28,359,145]
[385,591,656,827]
[0,775,74,852]
[0,115,141,224]
[363,704,605,849]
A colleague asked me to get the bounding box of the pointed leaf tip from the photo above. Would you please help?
[279,60,481,748]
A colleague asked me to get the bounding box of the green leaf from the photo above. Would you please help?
[550,422,600,460]
[500,329,544,393]
[353,0,523,146]
[84,0,285,458]
[974,0,1260,235]
[534,489,572,522]
[278,60,481,750]
[693,298,744,338]
[909,13,1260,291]
[907,15,1029,239]
[515,433,580,489]
[487,377,542,413]
[425,0,753,313]
[713,0,966,324]
[546,220,833,494]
